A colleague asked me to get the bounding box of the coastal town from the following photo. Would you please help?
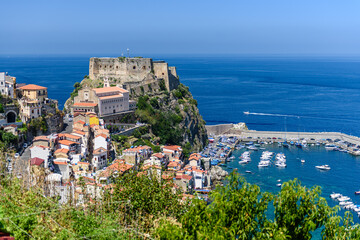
[0,58,225,205]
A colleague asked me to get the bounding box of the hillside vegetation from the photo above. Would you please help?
[0,171,359,239]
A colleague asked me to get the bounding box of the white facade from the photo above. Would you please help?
[93,87,130,116]
[30,145,50,168]
[92,148,107,170]
[0,72,15,98]
[94,135,108,150]
[193,171,205,190]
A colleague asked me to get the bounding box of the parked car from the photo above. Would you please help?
[23,143,28,148]
[14,153,20,158]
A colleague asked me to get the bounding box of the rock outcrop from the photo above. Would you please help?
[210,166,228,185]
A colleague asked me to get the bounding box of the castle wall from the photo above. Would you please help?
[89,57,179,92]
[89,57,151,81]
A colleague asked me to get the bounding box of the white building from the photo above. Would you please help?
[93,134,108,150]
[92,147,108,170]
[0,72,15,98]
[30,145,50,168]
[93,87,130,116]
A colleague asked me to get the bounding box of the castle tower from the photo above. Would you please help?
[104,76,110,87]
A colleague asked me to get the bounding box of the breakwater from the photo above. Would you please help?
[206,123,360,155]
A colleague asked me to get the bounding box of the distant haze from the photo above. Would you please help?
[2,0,360,56]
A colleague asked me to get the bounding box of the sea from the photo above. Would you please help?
[1,55,360,235]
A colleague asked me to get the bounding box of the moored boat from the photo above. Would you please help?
[315,165,331,170]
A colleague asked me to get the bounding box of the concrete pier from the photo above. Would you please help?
[206,123,360,156]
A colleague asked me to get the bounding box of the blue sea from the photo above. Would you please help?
[1,55,360,236]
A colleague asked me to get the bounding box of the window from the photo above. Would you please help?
[133,66,136,70]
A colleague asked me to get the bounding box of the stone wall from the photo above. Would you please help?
[89,57,179,92]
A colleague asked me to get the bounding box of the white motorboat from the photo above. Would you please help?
[339,201,353,206]
[315,165,331,170]
[258,161,270,167]
[330,193,342,199]
[243,111,250,115]
[301,159,305,163]
[276,183,282,187]
[275,162,287,168]
[338,196,350,202]
[325,144,336,151]
[239,159,250,164]
[247,145,258,151]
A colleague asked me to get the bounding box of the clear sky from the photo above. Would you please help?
[1,0,360,55]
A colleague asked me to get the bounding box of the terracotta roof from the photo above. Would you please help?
[54,148,69,154]
[60,133,82,140]
[19,84,47,90]
[153,153,165,159]
[33,136,49,141]
[73,102,98,107]
[30,145,49,149]
[168,161,181,168]
[59,140,80,146]
[73,130,86,135]
[163,145,182,151]
[123,146,151,153]
[75,120,86,125]
[99,159,133,178]
[93,86,128,94]
[189,153,201,161]
[93,147,107,155]
[99,94,123,100]
[77,161,90,165]
[53,160,67,165]
[95,133,108,139]
[30,157,45,166]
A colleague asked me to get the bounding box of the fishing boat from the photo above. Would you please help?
[276,183,282,187]
[355,191,360,195]
[295,142,302,148]
[315,165,331,170]
[245,170,252,174]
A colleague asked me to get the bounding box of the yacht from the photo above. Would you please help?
[258,160,270,167]
[338,196,351,202]
[330,193,341,199]
[247,145,258,151]
[315,165,331,170]
[325,144,336,151]
[239,159,250,164]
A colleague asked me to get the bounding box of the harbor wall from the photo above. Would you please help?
[206,124,360,147]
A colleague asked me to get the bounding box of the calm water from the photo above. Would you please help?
[225,145,360,238]
[1,55,360,234]
[1,55,360,136]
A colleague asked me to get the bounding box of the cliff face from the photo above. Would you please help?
[134,83,208,151]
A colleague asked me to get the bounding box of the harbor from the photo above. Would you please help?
[206,123,360,156]
[202,123,360,223]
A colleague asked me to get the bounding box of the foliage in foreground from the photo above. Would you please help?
[0,171,360,239]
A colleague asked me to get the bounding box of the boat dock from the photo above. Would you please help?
[206,123,360,156]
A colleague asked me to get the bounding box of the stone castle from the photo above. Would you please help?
[89,57,179,91]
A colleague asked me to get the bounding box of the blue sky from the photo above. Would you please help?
[1,0,360,55]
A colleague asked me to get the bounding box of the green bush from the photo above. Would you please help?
[0,104,3,113]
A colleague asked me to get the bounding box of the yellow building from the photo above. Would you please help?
[19,84,48,102]
[18,84,48,122]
